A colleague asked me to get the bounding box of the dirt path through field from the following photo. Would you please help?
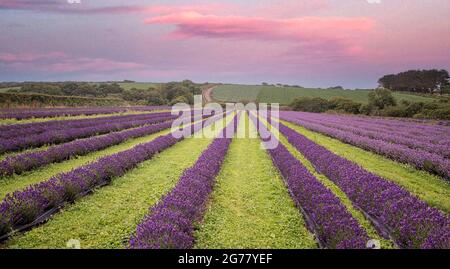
[202,85,216,103]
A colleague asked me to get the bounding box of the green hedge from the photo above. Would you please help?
[0,92,128,108]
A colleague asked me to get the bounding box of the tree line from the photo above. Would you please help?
[378,69,450,94]
[4,80,206,106]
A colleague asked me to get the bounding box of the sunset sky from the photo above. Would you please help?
[1,0,449,88]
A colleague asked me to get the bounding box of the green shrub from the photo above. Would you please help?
[328,97,362,114]
[0,92,126,108]
[290,97,330,112]
[368,88,397,109]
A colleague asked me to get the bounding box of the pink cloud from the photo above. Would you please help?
[144,12,375,59]
[0,52,65,62]
[145,12,374,40]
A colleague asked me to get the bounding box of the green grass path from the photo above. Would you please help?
[194,114,316,249]
[282,120,450,213]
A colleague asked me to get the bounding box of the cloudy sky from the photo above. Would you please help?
[0,0,449,88]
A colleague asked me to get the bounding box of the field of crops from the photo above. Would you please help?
[0,107,448,249]
[212,84,437,105]
[117,82,161,91]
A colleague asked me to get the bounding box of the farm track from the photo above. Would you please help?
[194,113,316,249]
[202,86,216,103]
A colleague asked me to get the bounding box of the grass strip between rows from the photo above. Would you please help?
[0,113,226,241]
[194,113,317,249]
[278,122,449,248]
[3,114,234,248]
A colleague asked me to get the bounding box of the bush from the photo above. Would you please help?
[169,96,190,106]
[0,92,126,108]
[328,97,361,114]
[368,88,397,109]
[290,97,330,112]
[415,105,450,120]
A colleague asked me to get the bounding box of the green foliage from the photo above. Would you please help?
[290,96,362,114]
[122,87,167,105]
[375,99,450,120]
[414,100,450,120]
[15,82,125,98]
[0,92,126,108]
[290,97,331,112]
[15,84,64,95]
[169,95,190,106]
[368,88,397,109]
[328,97,361,114]
[379,69,450,94]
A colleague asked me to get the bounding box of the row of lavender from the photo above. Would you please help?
[282,112,449,156]
[0,113,176,154]
[0,112,210,176]
[0,112,167,139]
[0,112,225,239]
[130,115,238,248]
[280,112,450,179]
[278,123,449,248]
[0,106,169,120]
[249,112,370,249]
[0,121,173,177]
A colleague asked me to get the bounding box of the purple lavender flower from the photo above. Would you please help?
[278,122,450,249]
[129,115,237,249]
[249,113,369,249]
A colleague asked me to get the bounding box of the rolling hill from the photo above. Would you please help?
[212,84,437,105]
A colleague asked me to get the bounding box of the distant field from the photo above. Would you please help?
[212,84,437,104]
[117,82,161,91]
[0,87,20,93]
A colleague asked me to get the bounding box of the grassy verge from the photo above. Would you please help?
[194,114,316,249]
[282,120,450,213]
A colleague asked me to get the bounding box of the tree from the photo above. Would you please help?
[98,83,124,96]
[378,69,449,94]
[368,88,397,109]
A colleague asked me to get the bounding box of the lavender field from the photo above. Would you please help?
[0,107,448,250]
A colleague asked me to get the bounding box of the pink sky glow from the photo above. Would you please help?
[0,0,449,88]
